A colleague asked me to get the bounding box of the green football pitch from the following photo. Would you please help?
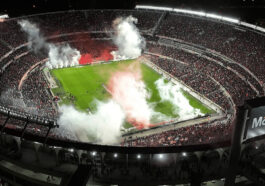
[50,60,214,129]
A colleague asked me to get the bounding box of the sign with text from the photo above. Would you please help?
[245,106,265,140]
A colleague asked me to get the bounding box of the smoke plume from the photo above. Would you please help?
[18,20,46,53]
[107,62,153,129]
[112,16,145,59]
[58,101,125,144]
[58,62,156,143]
[46,44,80,69]
[155,78,203,120]
[18,20,81,69]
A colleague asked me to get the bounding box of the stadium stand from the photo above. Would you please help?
[0,9,263,150]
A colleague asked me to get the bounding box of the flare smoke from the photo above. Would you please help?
[112,16,146,59]
[18,20,80,69]
[58,101,125,145]
[107,62,153,129]
[155,78,203,120]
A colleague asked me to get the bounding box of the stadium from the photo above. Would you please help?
[0,3,265,186]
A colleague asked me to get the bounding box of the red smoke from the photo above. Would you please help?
[107,63,155,130]
[79,49,113,65]
[50,33,115,65]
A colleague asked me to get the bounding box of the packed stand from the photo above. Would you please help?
[24,10,162,36]
[157,13,265,88]
[147,43,257,106]
[0,42,10,57]
[0,21,27,47]
[148,55,231,110]
[123,119,232,147]
[22,67,56,118]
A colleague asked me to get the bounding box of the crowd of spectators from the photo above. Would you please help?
[0,21,27,47]
[0,10,264,185]
[157,13,265,87]
[22,66,56,118]
[0,9,264,147]
[0,112,51,138]
[0,45,56,117]
[148,54,231,110]
[207,53,264,94]
[147,43,257,107]
[0,43,10,57]
[22,10,162,36]
[123,119,232,147]
[0,47,30,91]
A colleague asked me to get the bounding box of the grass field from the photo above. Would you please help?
[50,60,214,129]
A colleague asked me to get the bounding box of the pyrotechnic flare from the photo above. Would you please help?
[46,44,81,69]
[107,62,153,129]
[18,20,46,53]
[58,101,125,144]
[18,20,81,69]
[155,78,203,120]
[112,16,146,60]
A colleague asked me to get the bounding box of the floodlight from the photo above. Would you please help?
[222,17,239,24]
[69,148,74,152]
[206,13,222,19]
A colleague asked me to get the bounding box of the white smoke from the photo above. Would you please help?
[18,19,80,69]
[155,78,203,121]
[57,64,170,144]
[46,44,80,69]
[18,20,46,52]
[0,89,42,116]
[58,100,125,145]
[112,16,145,59]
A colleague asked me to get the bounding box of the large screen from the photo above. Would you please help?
[245,106,265,140]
